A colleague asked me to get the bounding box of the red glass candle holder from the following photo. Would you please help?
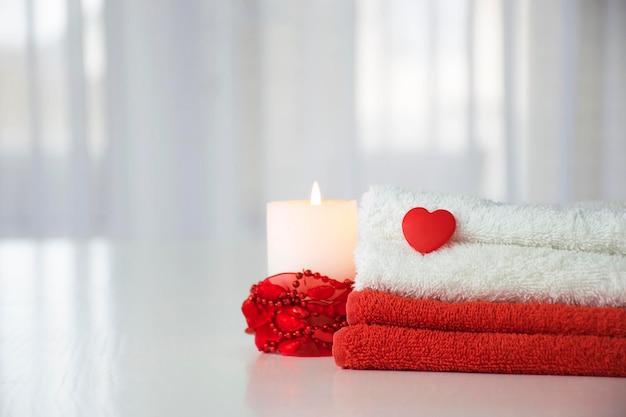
[242,270,353,357]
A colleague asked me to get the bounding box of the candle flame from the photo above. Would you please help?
[310,181,321,205]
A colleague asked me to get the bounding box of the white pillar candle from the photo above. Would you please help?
[267,182,358,280]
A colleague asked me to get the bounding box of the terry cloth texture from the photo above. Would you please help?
[333,324,626,377]
[333,187,626,376]
[355,240,626,307]
[354,187,626,307]
[358,186,626,255]
[346,289,626,338]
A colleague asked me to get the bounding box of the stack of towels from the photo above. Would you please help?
[333,187,626,376]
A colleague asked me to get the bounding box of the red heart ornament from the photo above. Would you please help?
[402,207,456,254]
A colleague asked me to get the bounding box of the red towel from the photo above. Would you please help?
[334,290,626,376]
[333,324,626,376]
[347,289,626,337]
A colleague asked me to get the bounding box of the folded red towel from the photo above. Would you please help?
[347,289,626,337]
[333,324,626,376]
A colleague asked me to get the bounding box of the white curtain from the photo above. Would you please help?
[0,0,624,241]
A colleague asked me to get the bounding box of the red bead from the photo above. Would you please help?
[275,310,306,332]
[257,280,287,300]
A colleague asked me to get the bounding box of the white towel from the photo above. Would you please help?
[354,186,626,307]
[354,240,626,307]
[360,186,626,255]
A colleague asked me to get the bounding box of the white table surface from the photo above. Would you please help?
[0,240,624,417]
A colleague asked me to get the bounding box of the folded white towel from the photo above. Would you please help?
[354,240,626,307]
[360,186,626,255]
